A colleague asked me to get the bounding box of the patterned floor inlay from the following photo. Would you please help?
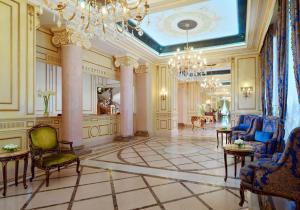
[0,133,296,210]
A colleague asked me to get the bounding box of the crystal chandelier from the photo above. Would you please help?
[168,20,207,82]
[39,0,149,40]
[199,76,222,92]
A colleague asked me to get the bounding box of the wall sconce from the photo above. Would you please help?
[160,88,167,100]
[241,86,253,98]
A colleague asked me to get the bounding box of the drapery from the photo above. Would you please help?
[260,49,266,116]
[277,0,288,135]
[290,0,300,103]
[260,27,274,116]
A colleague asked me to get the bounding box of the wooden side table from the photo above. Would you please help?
[216,129,232,148]
[223,144,254,182]
[0,150,29,196]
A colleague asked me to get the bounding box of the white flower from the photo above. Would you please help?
[234,139,244,145]
[3,144,18,149]
[37,90,55,97]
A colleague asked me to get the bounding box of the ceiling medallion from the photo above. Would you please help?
[38,0,149,43]
[168,19,207,82]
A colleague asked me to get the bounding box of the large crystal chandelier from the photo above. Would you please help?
[168,20,207,82]
[39,0,149,40]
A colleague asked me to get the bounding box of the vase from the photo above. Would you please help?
[43,97,49,116]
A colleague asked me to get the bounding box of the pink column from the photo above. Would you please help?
[120,64,134,137]
[61,44,82,147]
[135,65,150,136]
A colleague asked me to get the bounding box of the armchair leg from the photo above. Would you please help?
[45,169,50,187]
[58,166,60,172]
[30,160,35,182]
[76,158,80,174]
[239,184,245,207]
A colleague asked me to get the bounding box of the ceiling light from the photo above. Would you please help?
[168,19,207,82]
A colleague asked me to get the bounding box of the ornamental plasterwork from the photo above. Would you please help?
[114,56,139,69]
[134,64,148,74]
[51,28,91,49]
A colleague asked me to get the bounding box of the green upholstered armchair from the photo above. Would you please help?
[28,124,80,187]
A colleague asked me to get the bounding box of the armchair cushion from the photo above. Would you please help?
[239,123,249,131]
[39,153,77,167]
[30,127,58,150]
[255,131,273,143]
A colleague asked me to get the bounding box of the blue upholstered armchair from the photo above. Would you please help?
[239,127,300,208]
[242,116,281,157]
[231,114,259,140]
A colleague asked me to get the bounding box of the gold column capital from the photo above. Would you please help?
[114,56,139,69]
[51,28,91,49]
[135,64,149,74]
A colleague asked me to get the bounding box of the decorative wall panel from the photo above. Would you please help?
[0,0,20,111]
[231,55,262,125]
[154,64,178,134]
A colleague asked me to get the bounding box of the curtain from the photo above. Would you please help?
[277,0,288,136]
[260,49,266,116]
[290,0,300,103]
[260,27,274,116]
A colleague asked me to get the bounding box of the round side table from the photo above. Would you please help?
[223,144,254,182]
[0,149,29,196]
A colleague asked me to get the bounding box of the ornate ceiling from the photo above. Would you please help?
[130,0,246,54]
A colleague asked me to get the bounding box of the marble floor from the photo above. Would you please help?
[0,133,294,210]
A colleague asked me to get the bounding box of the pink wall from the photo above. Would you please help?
[177,83,187,123]
[135,73,149,132]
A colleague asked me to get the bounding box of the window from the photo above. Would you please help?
[285,9,300,139]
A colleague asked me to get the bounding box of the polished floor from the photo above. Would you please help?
[0,129,294,210]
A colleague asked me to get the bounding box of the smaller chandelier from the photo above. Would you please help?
[199,76,222,92]
[168,20,207,82]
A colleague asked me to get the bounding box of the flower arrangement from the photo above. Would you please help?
[234,139,245,148]
[38,90,55,116]
[2,144,19,152]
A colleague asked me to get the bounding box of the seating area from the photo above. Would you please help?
[1,0,300,210]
